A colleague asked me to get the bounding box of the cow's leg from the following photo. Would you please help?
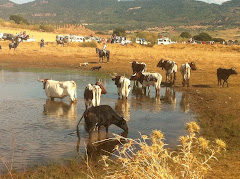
[226,80,229,88]
[51,97,54,101]
[187,79,190,87]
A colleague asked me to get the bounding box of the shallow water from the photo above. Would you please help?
[0,68,195,172]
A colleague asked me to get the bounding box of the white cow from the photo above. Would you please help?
[84,82,107,109]
[180,62,197,87]
[130,72,162,95]
[111,76,131,99]
[38,78,77,102]
[157,59,177,83]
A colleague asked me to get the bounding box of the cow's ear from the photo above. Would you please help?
[121,119,126,125]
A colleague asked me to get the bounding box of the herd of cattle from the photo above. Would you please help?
[37,60,238,136]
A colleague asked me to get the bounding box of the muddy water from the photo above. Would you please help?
[0,69,195,172]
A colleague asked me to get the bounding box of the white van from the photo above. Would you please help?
[157,37,174,45]
[71,35,85,42]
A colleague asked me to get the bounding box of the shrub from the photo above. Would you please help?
[101,122,226,179]
[113,27,126,36]
[79,41,97,48]
[212,38,225,43]
[39,24,55,32]
[9,15,29,25]
[180,31,192,38]
[193,32,212,41]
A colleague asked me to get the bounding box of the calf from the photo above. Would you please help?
[111,75,131,99]
[84,81,107,109]
[130,72,162,95]
[38,78,77,102]
[217,68,237,87]
[180,62,197,87]
[157,59,177,83]
[77,105,128,135]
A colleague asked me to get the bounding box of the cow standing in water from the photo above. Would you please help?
[130,72,162,95]
[180,62,197,87]
[38,78,77,102]
[130,61,146,86]
[111,75,131,99]
[77,105,128,136]
[84,80,107,109]
[217,68,237,87]
[157,59,177,84]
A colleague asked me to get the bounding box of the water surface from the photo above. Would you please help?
[0,69,195,172]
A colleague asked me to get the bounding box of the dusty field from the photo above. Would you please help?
[0,41,240,178]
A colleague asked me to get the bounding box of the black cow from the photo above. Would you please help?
[217,68,237,87]
[157,59,177,84]
[77,105,128,136]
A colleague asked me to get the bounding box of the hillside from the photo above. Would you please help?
[0,0,239,30]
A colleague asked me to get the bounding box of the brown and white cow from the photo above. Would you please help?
[111,75,131,99]
[84,80,107,109]
[157,59,177,83]
[130,72,162,95]
[38,78,77,102]
[180,62,197,87]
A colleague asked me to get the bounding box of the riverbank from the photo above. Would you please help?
[0,42,240,178]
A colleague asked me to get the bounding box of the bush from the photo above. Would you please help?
[79,41,97,48]
[39,24,55,32]
[113,27,126,36]
[9,15,29,25]
[101,122,226,178]
[180,31,192,38]
[193,32,212,41]
[212,38,225,43]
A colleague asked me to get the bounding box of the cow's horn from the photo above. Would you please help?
[110,73,117,78]
[37,77,44,82]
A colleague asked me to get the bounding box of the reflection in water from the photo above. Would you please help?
[115,99,131,121]
[43,100,77,120]
[77,131,128,161]
[161,87,177,109]
[180,92,190,113]
[131,85,162,113]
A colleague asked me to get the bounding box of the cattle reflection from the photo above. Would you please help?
[43,100,77,120]
[115,99,131,121]
[131,85,162,113]
[77,131,128,161]
[161,87,176,109]
[180,92,190,113]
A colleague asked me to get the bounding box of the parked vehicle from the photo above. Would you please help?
[0,33,4,40]
[2,33,14,41]
[70,35,85,42]
[157,37,175,45]
[136,38,148,45]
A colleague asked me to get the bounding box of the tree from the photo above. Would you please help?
[9,15,29,25]
[212,38,225,43]
[193,32,212,41]
[180,32,192,38]
[113,27,126,36]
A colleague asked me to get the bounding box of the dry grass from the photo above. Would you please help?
[101,122,226,179]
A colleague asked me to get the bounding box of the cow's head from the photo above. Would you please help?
[96,80,107,94]
[111,75,121,87]
[189,62,197,70]
[157,59,166,69]
[130,72,144,83]
[231,68,238,75]
[115,117,128,132]
[38,77,48,89]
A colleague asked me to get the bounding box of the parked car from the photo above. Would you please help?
[2,33,14,41]
[0,33,4,40]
